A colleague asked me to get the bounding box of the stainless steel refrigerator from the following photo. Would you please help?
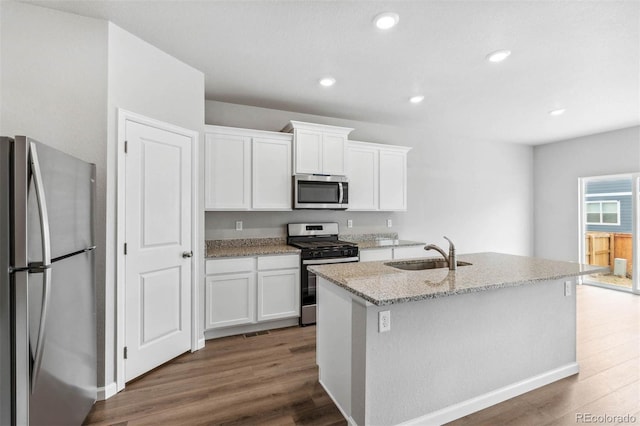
[1,136,97,425]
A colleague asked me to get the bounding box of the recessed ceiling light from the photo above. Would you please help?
[319,77,336,87]
[486,49,511,63]
[373,12,399,30]
[549,108,566,116]
[409,95,425,104]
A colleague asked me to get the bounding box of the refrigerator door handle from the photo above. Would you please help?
[30,266,51,392]
[29,142,53,392]
[29,141,52,266]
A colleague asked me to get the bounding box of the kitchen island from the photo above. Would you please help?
[310,253,606,426]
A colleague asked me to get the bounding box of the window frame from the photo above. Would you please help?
[585,200,621,226]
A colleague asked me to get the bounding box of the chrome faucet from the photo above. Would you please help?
[424,236,457,270]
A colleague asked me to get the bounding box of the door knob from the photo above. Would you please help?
[182,251,193,258]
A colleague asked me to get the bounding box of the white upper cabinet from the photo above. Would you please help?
[252,137,292,210]
[282,121,353,175]
[204,125,293,211]
[205,132,251,210]
[347,140,411,211]
[347,142,379,211]
[379,148,409,211]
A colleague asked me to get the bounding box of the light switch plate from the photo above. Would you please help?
[347,219,353,228]
[386,219,392,228]
[235,221,243,231]
[564,280,572,296]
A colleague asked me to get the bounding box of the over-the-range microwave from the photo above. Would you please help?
[293,174,349,210]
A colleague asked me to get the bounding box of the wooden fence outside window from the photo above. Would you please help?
[585,232,633,275]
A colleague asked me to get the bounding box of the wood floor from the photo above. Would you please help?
[85,285,639,426]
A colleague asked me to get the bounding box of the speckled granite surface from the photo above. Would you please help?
[355,239,425,249]
[309,252,609,306]
[205,238,300,258]
[340,233,398,242]
[340,232,424,249]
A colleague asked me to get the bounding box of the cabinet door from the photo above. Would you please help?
[322,133,347,175]
[393,246,426,260]
[257,269,300,321]
[359,248,393,262]
[379,149,407,211]
[252,137,292,210]
[204,133,251,210]
[205,272,256,329]
[347,145,379,210]
[294,130,322,174]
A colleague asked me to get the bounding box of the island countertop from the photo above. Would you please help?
[309,252,607,306]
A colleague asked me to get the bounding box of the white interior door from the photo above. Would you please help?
[124,120,192,382]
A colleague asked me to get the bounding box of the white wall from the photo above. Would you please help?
[0,0,109,385]
[106,23,204,392]
[1,1,205,395]
[533,126,640,261]
[205,101,534,256]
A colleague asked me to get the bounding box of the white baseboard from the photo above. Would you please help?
[204,318,298,340]
[398,363,580,426]
[97,381,118,401]
[197,337,205,350]
[319,378,357,426]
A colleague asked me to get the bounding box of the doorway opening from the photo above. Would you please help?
[579,173,639,294]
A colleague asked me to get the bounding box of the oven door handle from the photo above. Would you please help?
[303,256,359,265]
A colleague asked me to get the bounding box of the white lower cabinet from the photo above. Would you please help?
[359,248,393,262]
[257,269,300,321]
[205,273,256,329]
[205,254,300,331]
[359,245,426,262]
[392,245,427,260]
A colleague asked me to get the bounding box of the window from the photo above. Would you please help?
[586,201,620,225]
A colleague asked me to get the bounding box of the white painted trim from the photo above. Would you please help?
[97,382,118,401]
[204,124,293,140]
[197,338,206,351]
[577,178,586,283]
[633,173,640,294]
[203,317,298,340]
[319,379,357,426]
[585,191,632,197]
[115,109,200,395]
[397,363,580,426]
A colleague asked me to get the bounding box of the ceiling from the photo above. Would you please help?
[24,0,640,145]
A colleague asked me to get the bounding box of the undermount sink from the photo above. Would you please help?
[385,259,472,271]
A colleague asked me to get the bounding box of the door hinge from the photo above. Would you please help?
[124,243,128,255]
[124,346,128,359]
[124,140,128,153]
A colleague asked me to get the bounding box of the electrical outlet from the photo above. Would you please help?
[379,310,391,332]
[564,280,572,296]
[386,219,392,228]
[235,221,243,231]
[347,219,353,228]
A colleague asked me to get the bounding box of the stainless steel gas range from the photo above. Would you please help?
[287,223,359,326]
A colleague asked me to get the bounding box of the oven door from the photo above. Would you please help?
[294,175,348,210]
[300,256,359,326]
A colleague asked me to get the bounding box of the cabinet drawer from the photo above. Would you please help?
[257,254,299,270]
[206,257,255,275]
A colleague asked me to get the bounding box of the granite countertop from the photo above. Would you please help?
[339,232,424,249]
[309,252,608,306]
[205,238,300,258]
[354,239,425,249]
